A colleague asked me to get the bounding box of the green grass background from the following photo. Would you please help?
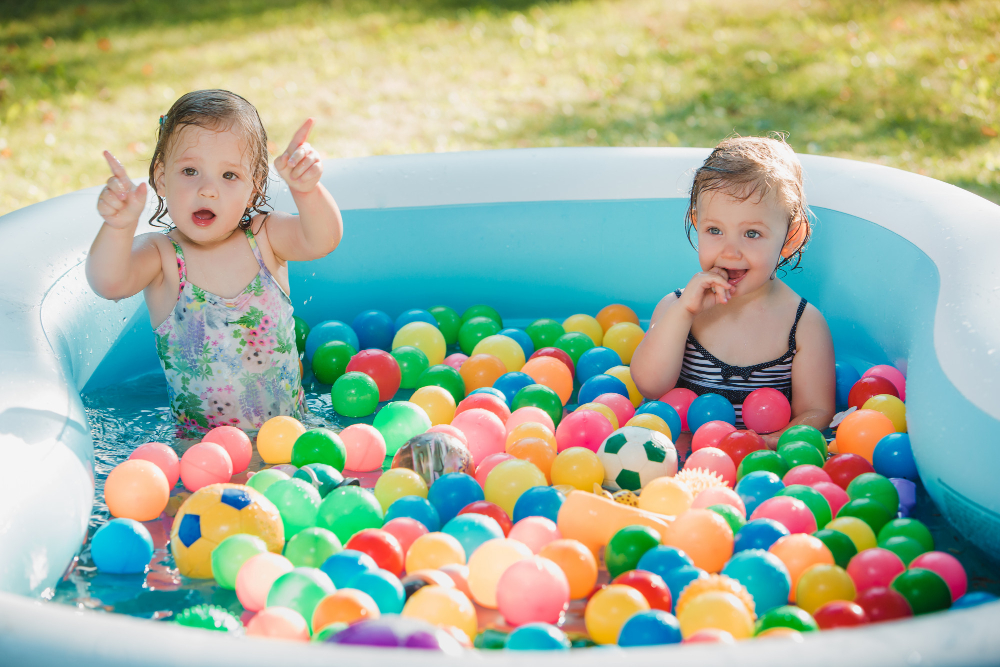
[1,0,997,216]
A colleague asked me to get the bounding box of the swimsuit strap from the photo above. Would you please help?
[167,237,187,296]
[244,226,274,280]
[788,297,808,351]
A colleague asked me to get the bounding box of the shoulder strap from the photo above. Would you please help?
[167,237,187,294]
[673,289,683,298]
[788,298,808,350]
[244,226,269,273]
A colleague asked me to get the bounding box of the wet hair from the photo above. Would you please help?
[684,133,812,272]
[147,89,270,230]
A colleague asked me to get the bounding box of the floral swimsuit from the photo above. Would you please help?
[154,228,305,437]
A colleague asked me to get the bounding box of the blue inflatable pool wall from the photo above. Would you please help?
[1,148,998,665]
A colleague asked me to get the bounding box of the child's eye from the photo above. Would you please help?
[224,172,238,181]
[746,230,761,239]
[182,168,197,176]
[706,227,722,235]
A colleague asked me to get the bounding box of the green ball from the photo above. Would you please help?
[293,316,311,357]
[267,567,336,632]
[777,441,825,470]
[391,346,430,389]
[755,605,819,635]
[737,450,789,480]
[474,628,509,650]
[605,525,661,579]
[891,568,952,615]
[878,518,934,552]
[210,534,268,589]
[777,485,832,529]
[284,526,343,568]
[459,316,502,355]
[312,340,357,384]
[317,485,384,544]
[847,473,900,515]
[294,463,345,497]
[462,304,503,328]
[707,504,746,535]
[174,604,242,632]
[880,535,927,565]
[512,383,564,427]
[428,306,462,345]
[812,528,858,569]
[264,478,321,539]
[526,318,566,351]
[312,622,348,642]
[553,332,596,365]
[292,428,347,471]
[836,497,894,534]
[416,364,466,405]
[777,425,827,457]
[245,468,290,494]
[373,401,433,455]
[332,371,380,417]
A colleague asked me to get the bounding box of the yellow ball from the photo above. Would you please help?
[467,538,533,608]
[550,447,605,491]
[410,385,457,426]
[483,459,547,516]
[392,322,447,366]
[862,394,907,433]
[795,564,856,615]
[575,403,619,430]
[637,477,693,516]
[373,468,428,512]
[677,591,755,640]
[505,422,557,453]
[257,416,307,464]
[605,366,642,407]
[825,516,877,552]
[603,322,645,365]
[472,334,526,373]
[402,585,478,643]
[563,314,603,346]
[584,584,650,645]
[406,532,467,572]
[626,413,672,440]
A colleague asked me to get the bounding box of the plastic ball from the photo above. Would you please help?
[827,516,878,552]
[862,395,906,434]
[585,584,650,644]
[180,442,233,493]
[256,416,307,465]
[552,332,594,367]
[697,488,746,518]
[784,464,831,486]
[305,320,360,362]
[404,532,465,571]
[511,384,564,428]
[847,472,899,515]
[812,528,858,569]
[442,513,505,557]
[891,568,952,615]
[735,470,785,516]
[385,496,441,532]
[813,600,869,629]
[837,497,894,534]
[290,429,346,472]
[560,314,601,347]
[416,365,466,405]
[293,315,311,354]
[594,392,636,428]
[550,447,605,491]
[316,486,385,544]
[264,478,321,539]
[754,605,818,634]
[691,421,736,453]
[422,306,460,345]
[451,408,506,466]
[459,500,513,536]
[612,569,673,612]
[443,353,468,372]
[575,402,620,430]
[738,450,789,480]
[834,360,862,409]
[506,623,571,650]
[283,527,343,569]
[521,356,573,405]
[774,485,831,529]
[347,569,406,615]
[90,518,154,574]
[475,453,515,487]
[688,393,737,433]
[408,386,455,427]
[457,392,511,425]
[604,525,661,578]
[555,409,614,454]
[513,486,565,524]
[659,388,697,432]
[428,473,485,525]
[197,429,250,475]
[173,604,241,632]
[721,548,791,616]
[427,424,470,447]
[872,432,918,481]
[601,321,642,365]
[854,586,913,622]
[236,552,294,611]
[578,374,630,406]
[401,585,478,642]
[810,481,850,517]
[777,441,825,470]
[312,589,380,633]
[716,430,767,467]
[393,321,446,367]
[505,406,556,436]
[467,538,533,608]
[662,509,733,573]
[535,538,597,600]
[128,442,181,489]
[346,529,405,575]
[391,346,430,389]
[492,372,536,407]
[626,413,672,441]
[319,549,378,588]
[741,388,791,434]
[497,556,571,626]
[374,468,428,511]
[909,552,966,601]
[312,340,357,385]
[685,447,737,487]
[246,606,310,641]
[836,409,896,464]
[395,309,437,331]
[768,534,834,601]
[637,476,694,516]
[292,462,344,500]
[378,518,427,557]
[576,347,623,384]
[848,376,900,411]
[525,318,565,350]
[484,459,547,517]
[344,350,401,402]
[373,401,432,456]
[473,335,526,374]
[795,564,856,614]
[339,424,386,472]
[267,567,337,632]
[459,353,507,395]
[105,459,170,521]
[751,496,817,535]
[734,519,790,554]
[861,364,905,399]
[529,347,575,377]
[352,310,395,351]
[879,535,927,565]
[824,453,876,489]
[636,545,694,582]
[705,504,746,537]
[603,366,641,408]
[506,421,558,453]
[458,316,501,356]
[677,591,754,640]
[245,469,289,495]
[507,437,556,482]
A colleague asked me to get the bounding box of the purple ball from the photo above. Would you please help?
[328,616,464,653]
[890,478,917,517]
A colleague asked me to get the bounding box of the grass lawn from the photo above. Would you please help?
[0,0,997,216]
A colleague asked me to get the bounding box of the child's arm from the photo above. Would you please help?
[262,119,343,262]
[86,152,163,300]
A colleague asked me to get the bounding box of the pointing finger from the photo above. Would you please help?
[283,118,314,155]
[103,150,132,182]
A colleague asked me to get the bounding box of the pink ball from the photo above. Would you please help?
[741,388,791,434]
[691,421,737,451]
[847,548,906,594]
[692,486,746,518]
[340,424,387,472]
[555,409,614,453]
[660,387,698,432]
[202,426,252,474]
[685,629,736,644]
[475,453,515,487]
[809,481,850,516]
[382,517,429,557]
[910,552,967,601]
[456,393,512,425]
[496,556,570,626]
[784,464,832,487]
[683,447,737,487]
[508,517,562,554]
[593,393,635,427]
[129,442,180,489]
[750,496,817,534]
[451,408,506,466]
[245,606,309,641]
[862,365,906,401]
[506,407,556,436]
[236,552,294,611]
[427,424,469,447]
[440,564,472,598]
[444,353,469,372]
[180,442,233,492]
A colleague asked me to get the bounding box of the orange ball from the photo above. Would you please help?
[768,534,834,602]
[835,409,896,463]
[507,437,557,482]
[460,354,508,395]
[402,585,478,643]
[312,589,380,632]
[596,304,640,333]
[539,538,598,599]
[521,356,574,405]
[105,459,170,521]
[406,532,467,571]
[505,422,557,453]
[662,509,733,573]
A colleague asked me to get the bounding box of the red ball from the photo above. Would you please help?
[456,393,512,425]
[854,586,913,623]
[458,500,513,536]
[346,350,402,402]
[529,347,575,377]
[847,376,899,410]
[611,570,673,611]
[823,453,875,489]
[345,528,404,575]
[813,600,869,629]
[847,548,906,594]
[741,388,791,434]
[716,430,767,467]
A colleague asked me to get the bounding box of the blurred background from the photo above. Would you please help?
[0,0,996,217]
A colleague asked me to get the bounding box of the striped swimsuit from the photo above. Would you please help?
[673,289,807,429]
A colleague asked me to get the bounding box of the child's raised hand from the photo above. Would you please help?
[678,268,733,316]
[96,151,147,230]
[275,118,322,194]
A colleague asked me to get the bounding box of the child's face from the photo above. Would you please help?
[155,124,256,242]
[695,188,790,296]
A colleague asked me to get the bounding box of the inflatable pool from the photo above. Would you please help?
[1,147,998,665]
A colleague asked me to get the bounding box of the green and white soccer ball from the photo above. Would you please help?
[597,426,678,492]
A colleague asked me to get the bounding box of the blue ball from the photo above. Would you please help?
[428,473,485,525]
[635,401,682,443]
[499,328,535,359]
[90,518,154,574]
[346,569,405,614]
[687,392,735,431]
[395,309,438,331]
[506,623,571,650]
[835,361,862,410]
[617,610,682,646]
[721,549,792,615]
[513,486,565,524]
[384,496,441,532]
[575,347,622,384]
[321,549,378,588]
[734,518,790,553]
[577,374,630,405]
[660,566,708,612]
[952,592,999,610]
[306,320,360,361]
[493,372,536,407]
[873,433,919,481]
[735,470,785,516]
[636,546,694,581]
[470,387,509,404]
[352,310,395,351]
[442,513,504,558]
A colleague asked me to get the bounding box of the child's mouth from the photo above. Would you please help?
[192,209,216,226]
[724,268,747,286]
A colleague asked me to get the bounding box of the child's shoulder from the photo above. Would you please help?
[779,283,831,346]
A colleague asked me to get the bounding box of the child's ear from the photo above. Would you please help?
[781,220,808,258]
[152,161,166,196]
[690,210,698,231]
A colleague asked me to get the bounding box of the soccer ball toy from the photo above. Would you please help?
[596,426,677,492]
